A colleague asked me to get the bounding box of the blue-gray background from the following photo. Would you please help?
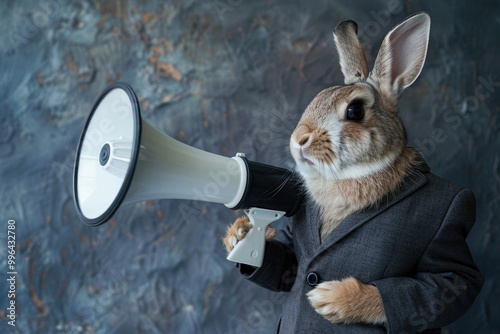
[0,0,498,333]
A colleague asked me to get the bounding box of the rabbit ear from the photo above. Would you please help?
[334,20,369,85]
[371,12,431,99]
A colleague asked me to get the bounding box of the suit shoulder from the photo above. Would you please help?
[420,171,475,202]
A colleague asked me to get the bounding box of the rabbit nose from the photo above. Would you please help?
[298,134,310,146]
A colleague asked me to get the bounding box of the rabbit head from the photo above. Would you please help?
[290,13,430,185]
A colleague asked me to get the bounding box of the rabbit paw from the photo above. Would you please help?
[306,276,386,325]
[223,216,252,253]
[222,216,276,254]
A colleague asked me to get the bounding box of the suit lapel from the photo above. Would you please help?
[292,196,322,258]
[308,199,322,249]
[315,166,429,255]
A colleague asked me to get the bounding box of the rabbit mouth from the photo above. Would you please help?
[299,149,315,166]
[303,159,315,166]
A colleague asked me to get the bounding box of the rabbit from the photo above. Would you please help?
[223,12,483,332]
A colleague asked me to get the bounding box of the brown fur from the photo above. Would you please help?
[222,216,275,253]
[314,148,417,240]
[223,216,252,254]
[343,122,365,144]
[334,20,369,84]
[309,129,335,164]
[307,277,386,324]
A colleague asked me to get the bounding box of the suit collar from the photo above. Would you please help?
[309,156,430,254]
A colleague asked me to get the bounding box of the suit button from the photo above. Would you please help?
[306,272,319,286]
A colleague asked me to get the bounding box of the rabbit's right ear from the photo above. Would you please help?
[371,12,431,101]
[334,20,369,85]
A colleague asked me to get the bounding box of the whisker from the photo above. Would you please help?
[260,110,296,133]
[271,94,300,130]
[255,94,299,135]
[268,147,296,168]
[262,169,301,199]
[272,156,296,170]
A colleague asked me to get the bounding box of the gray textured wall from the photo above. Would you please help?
[0,0,498,333]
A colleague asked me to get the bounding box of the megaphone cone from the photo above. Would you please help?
[73,82,303,266]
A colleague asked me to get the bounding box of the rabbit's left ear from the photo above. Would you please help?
[371,12,431,99]
[334,20,369,85]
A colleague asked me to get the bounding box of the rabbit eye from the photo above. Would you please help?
[346,102,364,121]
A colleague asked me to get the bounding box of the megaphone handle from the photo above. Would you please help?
[226,208,285,267]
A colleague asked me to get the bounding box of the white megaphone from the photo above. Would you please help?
[73,82,303,267]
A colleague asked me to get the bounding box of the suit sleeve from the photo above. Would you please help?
[372,189,484,333]
[238,239,298,292]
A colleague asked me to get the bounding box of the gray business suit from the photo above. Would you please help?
[239,159,483,333]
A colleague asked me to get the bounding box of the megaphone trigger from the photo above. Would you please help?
[226,208,285,267]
